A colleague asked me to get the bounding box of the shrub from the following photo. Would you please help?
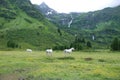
[7,40,18,48]
[57,28,62,36]
[111,37,120,51]
[87,41,92,48]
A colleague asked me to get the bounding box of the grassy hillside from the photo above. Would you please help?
[0,0,74,50]
[0,51,120,80]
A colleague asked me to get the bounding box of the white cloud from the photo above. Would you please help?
[30,0,120,13]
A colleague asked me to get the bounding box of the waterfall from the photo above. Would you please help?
[68,15,73,28]
[92,35,95,40]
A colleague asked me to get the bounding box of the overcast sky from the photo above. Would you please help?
[30,0,120,13]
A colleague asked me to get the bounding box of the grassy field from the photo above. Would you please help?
[0,50,120,80]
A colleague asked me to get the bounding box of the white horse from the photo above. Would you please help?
[64,48,75,55]
[26,49,32,52]
[46,49,53,56]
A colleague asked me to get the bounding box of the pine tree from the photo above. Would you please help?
[57,28,62,36]
[87,41,92,48]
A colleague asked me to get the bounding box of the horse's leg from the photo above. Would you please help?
[50,52,52,56]
[46,52,49,56]
[69,52,71,56]
[64,52,66,57]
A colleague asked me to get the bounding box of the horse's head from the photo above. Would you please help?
[71,48,75,51]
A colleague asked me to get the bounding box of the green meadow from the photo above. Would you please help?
[0,50,120,80]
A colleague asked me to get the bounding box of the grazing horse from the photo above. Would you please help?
[46,49,53,56]
[26,49,32,52]
[64,48,75,55]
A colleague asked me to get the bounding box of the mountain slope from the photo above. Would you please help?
[38,3,120,48]
[0,0,73,50]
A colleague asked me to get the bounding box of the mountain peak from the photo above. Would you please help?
[41,2,47,5]
[39,2,49,9]
[39,2,57,15]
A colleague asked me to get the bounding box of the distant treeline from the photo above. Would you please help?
[53,37,92,51]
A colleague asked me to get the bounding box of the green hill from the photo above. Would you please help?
[0,0,73,50]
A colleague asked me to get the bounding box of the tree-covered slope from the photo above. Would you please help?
[0,0,73,50]
[70,6,120,48]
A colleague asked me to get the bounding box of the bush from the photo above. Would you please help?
[7,40,18,48]
[57,28,62,36]
[111,37,120,51]
[87,41,92,48]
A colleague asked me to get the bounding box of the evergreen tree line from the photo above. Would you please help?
[53,37,92,50]
[54,37,120,51]
[70,37,92,50]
